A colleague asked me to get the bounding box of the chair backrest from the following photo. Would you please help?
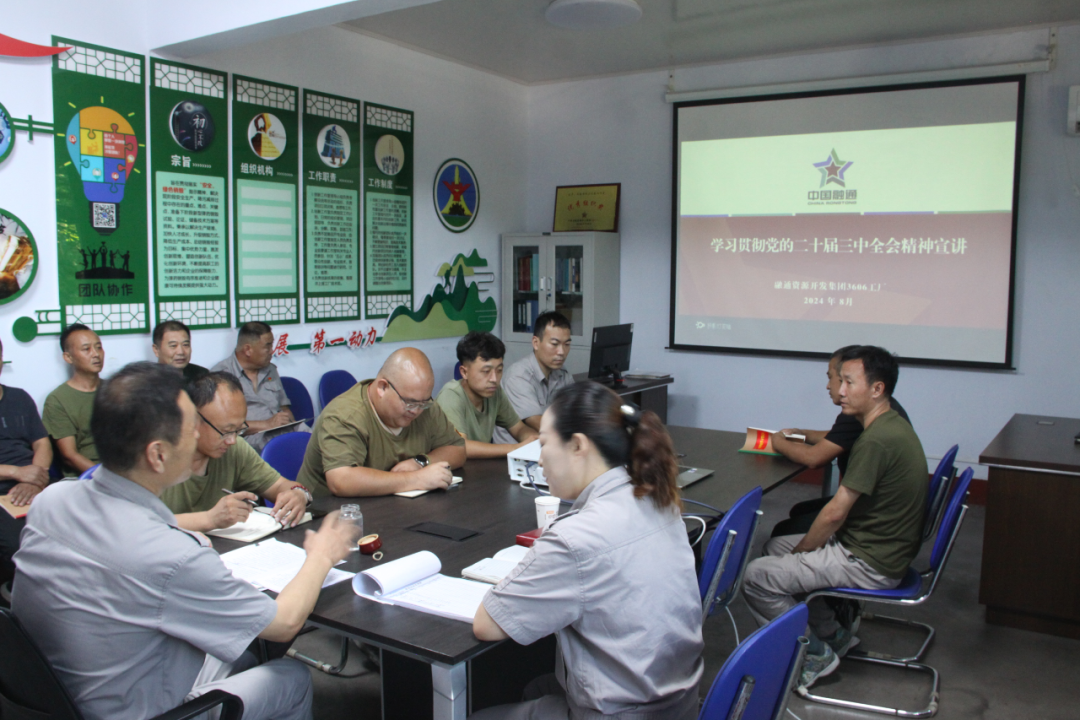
[698,603,808,720]
[262,432,312,482]
[78,464,100,481]
[0,607,83,720]
[923,444,958,542]
[453,362,462,380]
[699,486,762,617]
[928,466,973,573]
[318,369,357,410]
[280,376,314,422]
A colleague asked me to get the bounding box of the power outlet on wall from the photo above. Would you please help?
[1069,86,1080,136]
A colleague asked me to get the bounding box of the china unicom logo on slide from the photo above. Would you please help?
[813,149,853,187]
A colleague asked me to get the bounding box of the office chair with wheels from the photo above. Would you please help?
[0,607,243,720]
[318,369,357,411]
[698,486,762,623]
[77,465,100,480]
[698,603,808,720]
[797,466,975,718]
[280,376,314,424]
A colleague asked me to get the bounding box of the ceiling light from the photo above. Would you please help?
[545,0,643,30]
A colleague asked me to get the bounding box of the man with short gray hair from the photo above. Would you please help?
[13,362,358,720]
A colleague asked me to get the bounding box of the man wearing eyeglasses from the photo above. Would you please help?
[296,348,466,497]
[161,372,311,531]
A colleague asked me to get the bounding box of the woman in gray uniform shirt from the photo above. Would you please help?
[472,382,704,720]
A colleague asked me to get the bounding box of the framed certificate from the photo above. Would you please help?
[553,183,620,232]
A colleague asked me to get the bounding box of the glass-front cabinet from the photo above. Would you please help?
[501,232,620,375]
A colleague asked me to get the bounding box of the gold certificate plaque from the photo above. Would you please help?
[553,183,620,232]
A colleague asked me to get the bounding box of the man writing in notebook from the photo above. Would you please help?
[161,371,311,532]
[12,361,359,720]
[212,322,304,452]
[297,347,465,497]
[436,331,538,458]
[494,311,574,443]
[43,324,103,476]
[742,346,927,690]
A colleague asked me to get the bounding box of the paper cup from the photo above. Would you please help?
[535,495,561,530]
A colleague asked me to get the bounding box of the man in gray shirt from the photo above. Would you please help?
[12,362,358,720]
[494,311,574,444]
[213,321,305,451]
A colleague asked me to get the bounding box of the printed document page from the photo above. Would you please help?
[221,539,352,592]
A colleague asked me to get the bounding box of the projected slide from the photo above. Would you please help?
[671,79,1023,367]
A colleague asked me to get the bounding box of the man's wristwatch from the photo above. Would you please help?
[289,484,313,505]
[413,454,430,469]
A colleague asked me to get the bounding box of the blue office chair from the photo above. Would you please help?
[318,369,357,411]
[698,603,808,720]
[699,486,762,623]
[923,444,958,544]
[453,362,462,380]
[280,376,314,423]
[798,466,975,718]
[261,433,311,482]
[78,464,100,480]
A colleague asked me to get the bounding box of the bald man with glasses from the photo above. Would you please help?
[161,372,311,532]
[296,348,466,498]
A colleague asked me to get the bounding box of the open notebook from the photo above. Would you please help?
[352,550,490,623]
[207,506,313,543]
[461,544,530,584]
[394,476,463,498]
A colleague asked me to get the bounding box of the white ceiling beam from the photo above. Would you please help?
[150,0,444,57]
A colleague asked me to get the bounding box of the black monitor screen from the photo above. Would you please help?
[589,323,633,383]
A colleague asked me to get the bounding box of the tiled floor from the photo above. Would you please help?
[295,479,1080,719]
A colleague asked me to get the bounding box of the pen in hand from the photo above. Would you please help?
[221,488,259,507]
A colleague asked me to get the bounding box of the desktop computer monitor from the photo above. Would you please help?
[588,323,633,385]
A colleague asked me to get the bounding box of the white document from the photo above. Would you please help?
[352,550,491,622]
[221,539,353,593]
[462,545,531,584]
[394,476,463,498]
[207,507,312,543]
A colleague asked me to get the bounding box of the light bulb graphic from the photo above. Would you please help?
[65,107,138,235]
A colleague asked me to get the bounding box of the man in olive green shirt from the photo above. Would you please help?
[152,320,208,382]
[437,332,537,459]
[43,324,103,476]
[297,348,465,497]
[743,345,927,689]
[162,372,310,532]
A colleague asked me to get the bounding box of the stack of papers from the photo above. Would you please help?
[461,545,530,584]
[353,550,490,623]
[220,539,353,593]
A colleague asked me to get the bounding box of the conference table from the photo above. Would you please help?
[214,426,804,719]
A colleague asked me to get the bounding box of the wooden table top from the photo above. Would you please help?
[214,425,803,666]
[979,413,1080,474]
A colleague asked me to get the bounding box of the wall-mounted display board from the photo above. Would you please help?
[150,60,230,329]
[0,209,38,304]
[52,38,148,335]
[302,90,361,323]
[232,75,300,325]
[363,103,413,319]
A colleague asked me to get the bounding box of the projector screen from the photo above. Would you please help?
[670,77,1024,368]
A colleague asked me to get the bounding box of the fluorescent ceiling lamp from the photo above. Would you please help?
[546,0,643,30]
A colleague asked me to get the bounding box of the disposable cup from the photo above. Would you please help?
[535,495,561,530]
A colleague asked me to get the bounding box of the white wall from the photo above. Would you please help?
[525,26,1080,471]
[1,7,527,414]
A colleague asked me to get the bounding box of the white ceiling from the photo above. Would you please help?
[341,0,1080,84]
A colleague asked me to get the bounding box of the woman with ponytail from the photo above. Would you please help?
[472,382,703,720]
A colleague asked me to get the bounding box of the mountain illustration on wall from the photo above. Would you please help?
[382,250,497,342]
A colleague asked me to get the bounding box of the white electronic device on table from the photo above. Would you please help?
[507,439,546,486]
